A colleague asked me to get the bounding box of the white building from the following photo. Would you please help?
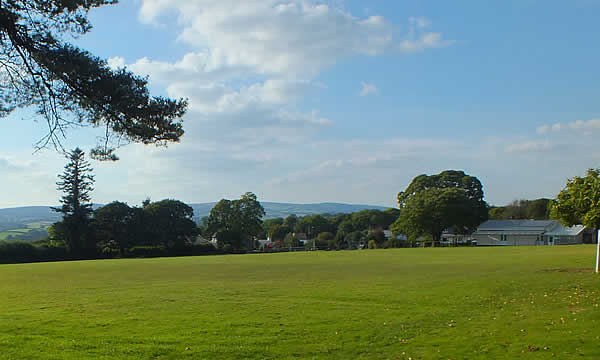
[471,220,588,246]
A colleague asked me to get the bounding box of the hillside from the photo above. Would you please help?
[0,202,390,225]
[191,202,389,219]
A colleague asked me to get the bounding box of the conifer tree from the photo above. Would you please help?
[53,148,95,254]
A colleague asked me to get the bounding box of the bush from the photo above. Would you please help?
[368,240,377,249]
[384,238,406,248]
[128,246,166,258]
[38,245,70,261]
[0,241,39,263]
[189,244,219,255]
[101,247,121,258]
[222,244,233,254]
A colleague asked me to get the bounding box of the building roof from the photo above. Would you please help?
[474,220,585,237]
[475,220,556,234]
[545,225,586,236]
[294,232,308,240]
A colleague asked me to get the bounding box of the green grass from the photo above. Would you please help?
[0,246,599,359]
[0,229,28,240]
[25,222,51,229]
[0,222,50,240]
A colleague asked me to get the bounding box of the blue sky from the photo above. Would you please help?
[2,0,600,208]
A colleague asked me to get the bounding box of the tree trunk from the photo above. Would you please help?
[431,232,442,248]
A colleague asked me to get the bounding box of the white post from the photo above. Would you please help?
[596,230,600,274]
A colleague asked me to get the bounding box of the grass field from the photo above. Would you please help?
[0,222,51,240]
[0,229,29,240]
[1,246,599,359]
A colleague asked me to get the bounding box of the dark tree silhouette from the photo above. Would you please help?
[52,147,95,254]
[0,0,187,160]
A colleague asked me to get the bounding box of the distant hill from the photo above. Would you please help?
[0,206,62,224]
[0,202,390,224]
[191,202,390,219]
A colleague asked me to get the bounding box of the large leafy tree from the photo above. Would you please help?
[551,169,600,272]
[52,147,95,254]
[144,199,197,249]
[207,192,266,251]
[294,214,331,238]
[93,201,134,255]
[392,170,488,247]
[0,0,187,159]
[551,169,600,229]
[268,224,289,242]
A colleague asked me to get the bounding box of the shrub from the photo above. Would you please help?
[222,244,233,254]
[368,240,377,249]
[38,245,70,262]
[128,246,166,258]
[189,244,219,255]
[0,241,39,263]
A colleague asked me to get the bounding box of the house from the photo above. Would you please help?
[257,239,270,247]
[471,220,589,246]
[383,230,407,241]
[193,234,217,247]
[293,232,309,245]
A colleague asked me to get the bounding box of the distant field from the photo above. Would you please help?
[0,222,50,240]
[0,247,599,359]
[0,229,29,240]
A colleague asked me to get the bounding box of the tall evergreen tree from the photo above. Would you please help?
[52,148,95,254]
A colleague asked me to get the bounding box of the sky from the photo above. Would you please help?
[2,0,600,208]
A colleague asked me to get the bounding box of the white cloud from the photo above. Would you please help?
[123,1,452,163]
[409,16,431,29]
[399,32,453,53]
[107,56,126,69]
[0,2,457,208]
[537,119,600,135]
[0,156,33,171]
[505,140,554,153]
[137,1,450,76]
[359,82,378,96]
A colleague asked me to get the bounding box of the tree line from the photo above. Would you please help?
[488,198,552,220]
[2,148,599,264]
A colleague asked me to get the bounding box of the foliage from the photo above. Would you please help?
[0,0,187,158]
[51,148,96,254]
[93,201,135,254]
[489,198,551,220]
[143,199,197,249]
[367,230,386,246]
[263,217,284,235]
[551,168,600,229]
[269,224,289,242]
[0,240,69,263]
[316,231,334,243]
[53,148,95,217]
[127,246,166,258]
[345,231,366,249]
[283,214,298,229]
[349,209,398,230]
[0,240,38,263]
[294,215,331,238]
[215,230,244,252]
[283,233,301,248]
[207,192,265,251]
[393,170,488,246]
